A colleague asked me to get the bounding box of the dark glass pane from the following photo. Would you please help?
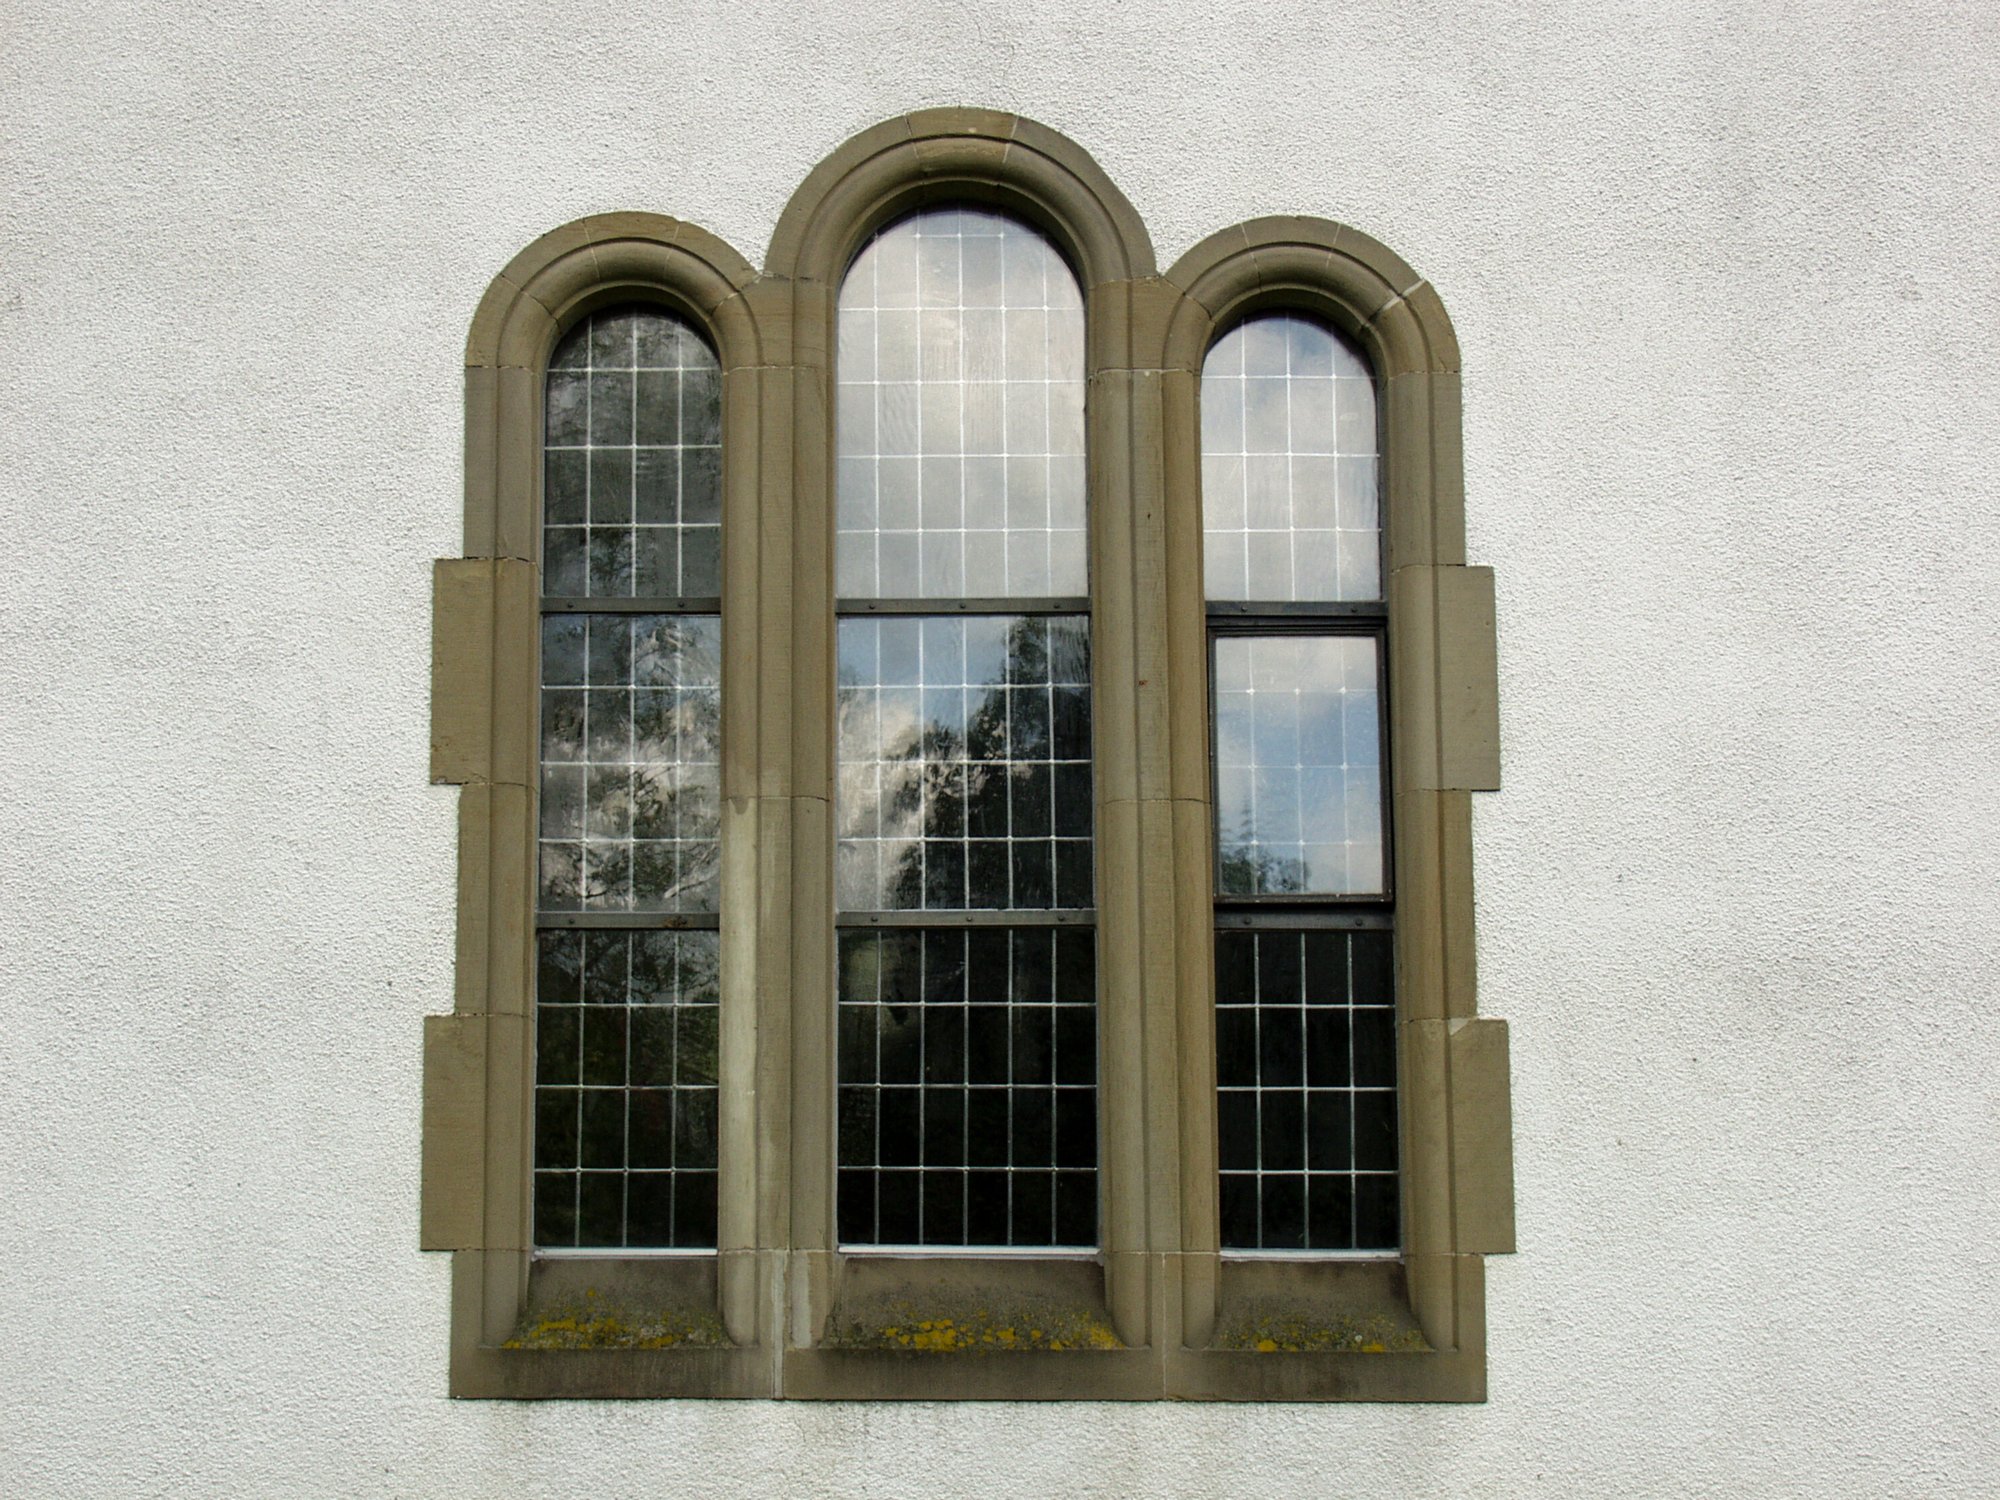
[627,1090,673,1169]
[1259,1006,1304,1087]
[532,925,719,1247]
[577,1173,624,1245]
[878,1173,920,1243]
[1215,1008,1256,1088]
[672,1171,718,1248]
[1217,1091,1257,1171]
[1352,1004,1396,1088]
[579,1090,624,1168]
[837,1169,876,1244]
[878,1088,920,1166]
[536,1006,579,1085]
[1010,1171,1053,1245]
[535,1088,579,1169]
[1355,1174,1399,1250]
[1218,1174,1258,1248]
[1308,1175,1355,1249]
[837,922,1095,1248]
[1261,1092,1305,1171]
[1262,1175,1307,1250]
[922,1089,966,1164]
[1351,929,1393,1005]
[535,1173,577,1246]
[966,1091,1009,1166]
[1306,1091,1352,1171]
[1303,930,1349,1004]
[1304,1007,1349,1087]
[580,1007,627,1087]
[626,1174,673,1247]
[675,1089,718,1169]
[923,1171,966,1244]
[967,1170,1009,1243]
[1055,1171,1095,1246]
[1216,924,1400,1252]
[1355,1091,1398,1172]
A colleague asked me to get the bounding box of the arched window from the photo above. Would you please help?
[833,208,1097,1249]
[427,111,1507,1403]
[532,307,723,1251]
[1202,314,1395,1253]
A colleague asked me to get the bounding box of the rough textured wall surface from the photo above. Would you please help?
[3,2,1995,1495]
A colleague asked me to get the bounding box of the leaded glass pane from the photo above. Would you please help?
[836,208,1087,599]
[533,929,720,1249]
[836,927,1097,1247]
[835,615,1092,912]
[1213,634,1382,897]
[539,614,721,915]
[1215,928,1397,1250]
[545,307,721,600]
[1201,314,1378,603]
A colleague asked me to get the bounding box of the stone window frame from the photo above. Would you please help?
[423,109,1511,1402]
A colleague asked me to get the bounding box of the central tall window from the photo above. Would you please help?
[832,207,1097,1249]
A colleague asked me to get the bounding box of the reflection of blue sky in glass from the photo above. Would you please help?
[836,207,1087,600]
[1202,314,1378,602]
[1213,636,1381,895]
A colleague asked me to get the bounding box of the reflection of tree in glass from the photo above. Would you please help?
[1217,826,1305,897]
[837,618,1088,911]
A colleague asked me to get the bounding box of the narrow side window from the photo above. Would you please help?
[1203,313,1396,1253]
[533,307,723,1251]
[832,207,1097,1250]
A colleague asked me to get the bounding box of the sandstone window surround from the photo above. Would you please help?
[423,108,1511,1402]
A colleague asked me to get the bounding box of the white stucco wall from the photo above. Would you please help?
[4,2,1996,1494]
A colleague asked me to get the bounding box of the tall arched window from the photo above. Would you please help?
[429,112,1507,1403]
[532,307,723,1251]
[832,207,1097,1248]
[1203,313,1396,1252]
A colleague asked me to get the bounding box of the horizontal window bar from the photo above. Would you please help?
[838,597,1090,616]
[537,911,721,930]
[1207,600,1385,620]
[838,909,1095,928]
[1219,1249,1402,1263]
[1212,908,1393,930]
[838,1245,1100,1260]
[532,1247,717,1261]
[541,596,721,614]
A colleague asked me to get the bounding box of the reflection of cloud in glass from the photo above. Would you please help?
[1213,635,1382,897]
[836,206,1088,600]
[1202,313,1378,604]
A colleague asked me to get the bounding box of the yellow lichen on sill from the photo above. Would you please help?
[1217,1313,1427,1355]
[833,1309,1120,1354]
[503,1289,727,1351]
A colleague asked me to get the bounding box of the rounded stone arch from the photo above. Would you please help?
[1161,215,1459,381]
[460,212,761,559]
[1159,215,1467,577]
[765,109,1156,290]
